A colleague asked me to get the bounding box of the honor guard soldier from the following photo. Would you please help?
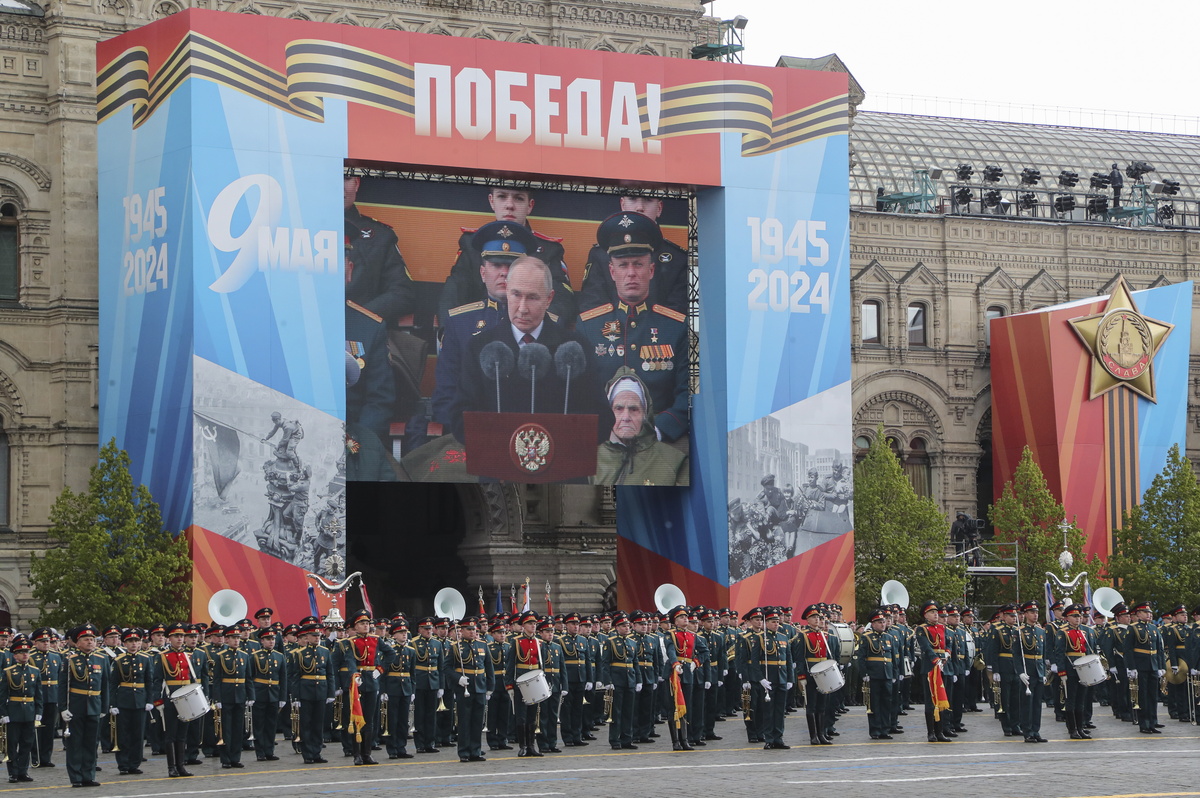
[915,600,953,743]
[535,619,565,753]
[507,611,548,756]
[431,221,539,428]
[335,608,388,765]
[212,626,252,767]
[857,607,895,739]
[794,604,834,745]
[250,627,287,761]
[578,212,690,442]
[409,617,444,754]
[984,603,1023,737]
[579,193,689,314]
[443,618,495,762]
[382,620,415,759]
[667,605,709,749]
[746,608,791,749]
[1123,601,1166,733]
[1016,601,1048,743]
[60,624,110,787]
[1049,603,1097,739]
[1,635,42,783]
[439,185,576,327]
[943,605,969,734]
[29,627,62,769]
[558,612,591,747]
[599,612,638,750]
[112,628,150,774]
[287,622,335,763]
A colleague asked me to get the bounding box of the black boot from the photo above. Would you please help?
[525,724,544,757]
[678,719,694,751]
[668,720,682,751]
[807,713,820,745]
[925,715,937,743]
[1066,710,1081,739]
[517,724,529,757]
[174,742,194,777]
[165,740,180,778]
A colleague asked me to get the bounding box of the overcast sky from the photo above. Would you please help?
[708,0,1200,135]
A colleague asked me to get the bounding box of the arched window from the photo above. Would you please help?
[907,302,927,347]
[860,300,881,344]
[905,437,931,497]
[0,203,17,302]
[985,305,1006,344]
[854,435,872,464]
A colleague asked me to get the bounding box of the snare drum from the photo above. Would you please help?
[515,669,552,705]
[170,683,209,722]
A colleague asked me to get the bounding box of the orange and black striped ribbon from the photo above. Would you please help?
[1105,387,1139,547]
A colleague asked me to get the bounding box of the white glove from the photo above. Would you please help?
[1157,669,1165,678]
[759,678,771,689]
[584,682,593,691]
[279,701,287,708]
[335,689,343,697]
[247,700,255,707]
[952,675,959,683]
[372,670,380,679]
[458,675,469,687]
[145,703,154,712]
[1108,667,1117,675]
[635,683,643,692]
[1172,665,1179,673]
[717,681,723,687]
[991,673,1001,683]
[704,681,711,690]
[1127,669,1137,679]
[291,701,301,709]
[325,697,335,704]
[862,676,870,683]
[689,661,697,672]
[0,717,8,725]
[786,682,793,690]
[436,689,444,699]
[110,707,120,716]
[941,651,949,659]
[1018,673,1029,686]
[657,677,664,683]
[381,693,389,704]
[34,715,40,723]
[561,689,568,697]
[651,683,657,691]
[486,692,493,700]
[742,682,751,690]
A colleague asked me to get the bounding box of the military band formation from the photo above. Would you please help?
[3,597,1198,786]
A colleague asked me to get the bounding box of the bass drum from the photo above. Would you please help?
[830,622,855,666]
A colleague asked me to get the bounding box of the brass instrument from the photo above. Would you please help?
[334,693,344,729]
[245,703,254,742]
[863,677,872,714]
[741,684,752,721]
[603,685,614,719]
[110,711,120,752]
[214,703,225,746]
[972,652,986,672]
[1160,672,1169,696]
[291,701,301,752]
[0,720,7,763]
[1130,670,1140,710]
[381,696,390,738]
[435,693,447,713]
[1166,659,1189,685]
[1189,670,1200,725]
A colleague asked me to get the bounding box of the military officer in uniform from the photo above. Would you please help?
[1,635,42,783]
[1050,603,1098,739]
[506,611,548,756]
[409,617,444,754]
[558,612,592,747]
[914,600,953,743]
[630,611,660,744]
[1123,601,1166,733]
[346,299,396,449]
[666,605,710,749]
[579,193,689,314]
[856,607,895,739]
[599,612,638,750]
[1100,602,1132,721]
[111,628,150,774]
[744,608,791,749]
[381,619,415,759]
[943,604,969,734]
[483,618,511,752]
[1163,604,1191,722]
[287,622,335,763]
[794,605,834,745]
[984,603,1023,737]
[443,618,495,762]
[535,619,565,753]
[60,624,110,787]
[211,626,252,767]
[337,608,392,764]
[29,627,62,769]
[439,185,577,327]
[344,173,416,327]
[1017,600,1048,743]
[578,212,690,443]
[250,627,287,761]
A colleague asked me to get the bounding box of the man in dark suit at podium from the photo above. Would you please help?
[452,256,598,445]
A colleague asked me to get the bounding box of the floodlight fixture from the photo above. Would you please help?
[953,187,972,206]
[1020,168,1041,186]
[1086,195,1109,215]
[955,164,974,182]
[1090,172,1111,190]
[982,165,1003,183]
[1158,203,1175,222]
[1018,192,1038,210]
[1057,170,1079,188]
[983,189,1002,208]
[1150,179,1181,196]
[1125,160,1155,181]
[1053,195,1076,214]
[927,167,945,180]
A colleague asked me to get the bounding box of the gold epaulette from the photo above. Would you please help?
[652,304,686,323]
[448,301,485,317]
[579,303,613,322]
[347,300,382,323]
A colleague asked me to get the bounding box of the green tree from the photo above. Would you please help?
[30,438,191,628]
[853,427,967,619]
[988,446,1096,606]
[1107,444,1200,609]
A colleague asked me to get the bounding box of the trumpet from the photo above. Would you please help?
[1,720,7,763]
[214,703,225,747]
[110,711,120,752]
[1160,672,1169,696]
[1130,670,1140,710]
[1189,671,1200,725]
[245,704,254,742]
[291,701,302,753]
[603,685,614,719]
[334,693,344,730]
[741,684,752,721]
[863,678,872,715]
[381,697,390,739]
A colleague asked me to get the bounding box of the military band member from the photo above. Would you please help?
[443,618,495,762]
[857,607,895,740]
[433,619,456,749]
[1049,603,1096,739]
[666,604,709,749]
[984,603,1023,737]
[287,622,335,763]
[581,617,602,737]
[1100,602,1132,722]
[1016,601,1048,743]
[628,611,658,744]
[61,624,111,787]
[481,619,511,752]
[599,612,637,750]
[535,619,565,753]
[212,626,252,767]
[1163,604,1191,722]
[578,212,690,443]
[339,608,391,764]
[915,600,953,743]
[250,627,287,761]
[410,617,444,754]
[507,611,548,756]
[29,627,62,769]
[558,612,592,747]
[794,605,834,745]
[97,624,121,756]
[943,605,969,734]
[111,628,150,774]
[1,635,42,783]
[745,608,791,749]
[1123,601,1166,734]
[960,607,983,712]
[380,620,415,759]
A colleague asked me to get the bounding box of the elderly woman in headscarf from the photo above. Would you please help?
[592,367,688,486]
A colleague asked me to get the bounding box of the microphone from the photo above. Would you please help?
[480,341,515,412]
[554,341,586,413]
[517,343,551,413]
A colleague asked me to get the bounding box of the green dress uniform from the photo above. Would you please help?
[1123,613,1166,732]
[381,636,415,758]
[984,619,1022,736]
[212,644,252,766]
[856,626,895,739]
[60,642,111,786]
[632,624,661,743]
[666,622,710,747]
[1099,619,1131,721]
[188,641,213,761]
[1162,615,1191,721]
[29,638,62,767]
[557,627,591,746]
[443,632,495,761]
[743,624,791,748]
[700,622,726,740]
[535,635,565,752]
[287,639,335,762]
[1018,623,1047,741]
[409,629,444,753]
[1,652,43,782]
[792,622,834,745]
[598,628,637,749]
[250,645,287,760]
[111,647,151,773]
